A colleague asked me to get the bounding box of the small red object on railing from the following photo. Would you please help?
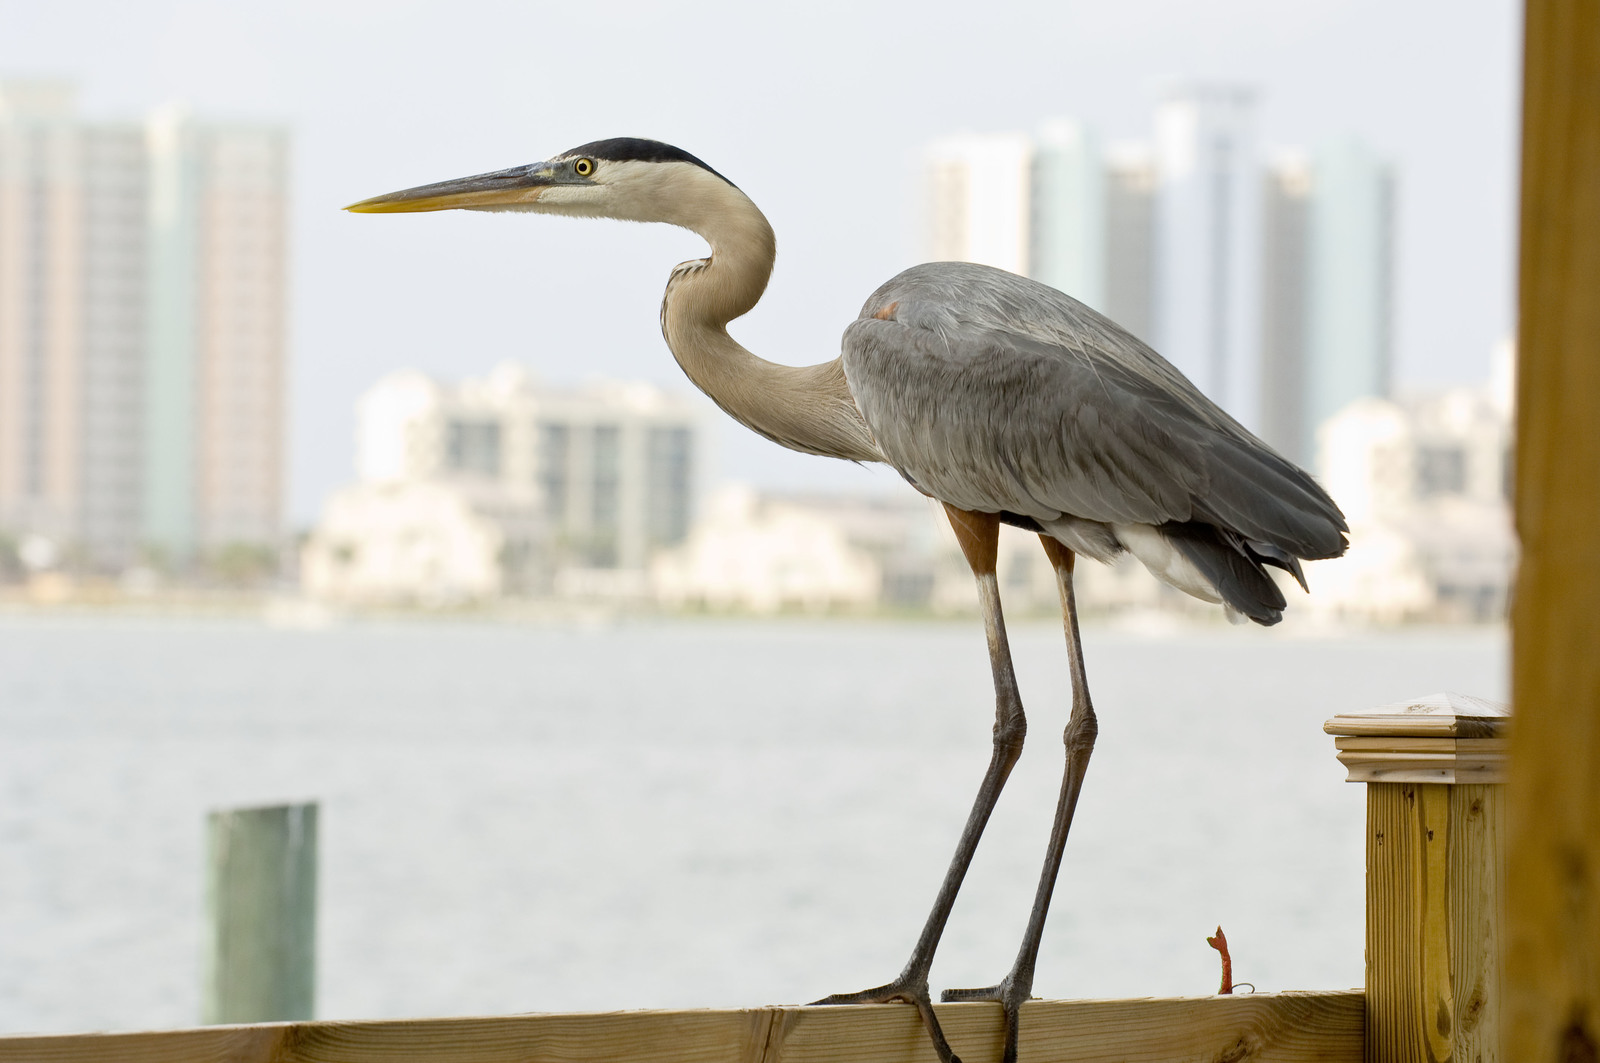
[1206,926,1233,995]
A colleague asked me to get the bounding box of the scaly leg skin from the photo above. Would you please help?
[941,538,1099,1063]
[813,507,1027,1063]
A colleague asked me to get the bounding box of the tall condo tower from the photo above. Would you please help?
[924,132,1034,276]
[1259,153,1312,462]
[1258,142,1395,464]
[918,95,1395,454]
[1102,143,1157,343]
[0,82,287,569]
[1028,120,1105,311]
[1305,138,1395,458]
[0,82,148,566]
[1153,85,1263,429]
[145,107,288,560]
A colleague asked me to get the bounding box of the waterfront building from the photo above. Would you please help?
[0,81,287,570]
[924,131,1034,276]
[1259,153,1313,462]
[306,365,700,602]
[1102,143,1157,342]
[651,486,881,613]
[145,106,288,561]
[1311,346,1514,623]
[1152,85,1263,428]
[919,97,1394,456]
[1028,120,1105,311]
[300,479,539,605]
[0,81,148,567]
[1304,138,1396,458]
[1259,141,1397,465]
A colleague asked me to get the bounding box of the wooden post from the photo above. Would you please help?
[1511,2,1600,1058]
[1325,692,1508,1063]
[203,802,318,1024]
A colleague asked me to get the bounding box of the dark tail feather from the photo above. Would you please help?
[1161,521,1290,626]
[1248,540,1309,592]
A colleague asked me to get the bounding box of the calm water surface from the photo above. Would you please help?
[0,614,1506,1033]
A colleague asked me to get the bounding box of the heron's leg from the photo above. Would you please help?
[812,506,1026,1063]
[941,538,1098,1063]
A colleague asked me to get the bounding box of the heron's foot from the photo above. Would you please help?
[941,977,1029,1063]
[812,978,963,1063]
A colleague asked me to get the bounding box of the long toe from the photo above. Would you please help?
[940,981,1026,1063]
[811,979,963,1063]
[811,981,912,1007]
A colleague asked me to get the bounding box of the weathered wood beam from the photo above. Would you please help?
[1509,0,1600,1058]
[0,992,1361,1063]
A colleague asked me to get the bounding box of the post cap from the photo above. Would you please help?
[1324,691,1510,784]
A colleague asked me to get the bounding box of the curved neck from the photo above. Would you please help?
[659,184,881,463]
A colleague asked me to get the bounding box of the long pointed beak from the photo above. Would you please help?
[344,161,565,213]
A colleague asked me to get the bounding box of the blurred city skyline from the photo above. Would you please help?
[1,0,1520,522]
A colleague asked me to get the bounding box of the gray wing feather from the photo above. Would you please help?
[841,262,1347,560]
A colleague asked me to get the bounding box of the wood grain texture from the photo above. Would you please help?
[1366,783,1444,1063]
[0,992,1363,1063]
[1366,783,1502,1063]
[1332,739,1507,785]
[1325,699,1509,784]
[1325,696,1509,740]
[1511,1,1600,1059]
[1448,786,1503,1063]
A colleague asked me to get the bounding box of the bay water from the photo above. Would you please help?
[0,614,1506,1033]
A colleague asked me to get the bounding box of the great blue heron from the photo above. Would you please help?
[348,138,1347,1063]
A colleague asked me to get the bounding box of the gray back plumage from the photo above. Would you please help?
[841,262,1347,570]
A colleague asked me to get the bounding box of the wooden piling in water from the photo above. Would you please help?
[1326,692,1508,1063]
[202,802,318,1024]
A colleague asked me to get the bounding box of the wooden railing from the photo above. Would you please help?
[0,992,1362,1063]
[0,692,1506,1063]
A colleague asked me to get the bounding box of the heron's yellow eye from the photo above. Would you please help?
[573,157,595,177]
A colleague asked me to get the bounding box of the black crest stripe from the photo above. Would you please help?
[563,138,736,187]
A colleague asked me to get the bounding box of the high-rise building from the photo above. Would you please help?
[0,81,147,567]
[923,123,1165,338]
[1028,120,1104,310]
[0,81,287,569]
[1305,138,1395,455]
[1153,85,1263,428]
[1260,153,1312,462]
[145,107,288,559]
[926,123,1137,322]
[919,94,1394,454]
[1102,143,1157,342]
[924,132,1033,276]
[1258,142,1396,465]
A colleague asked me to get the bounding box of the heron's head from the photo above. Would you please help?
[345,137,741,230]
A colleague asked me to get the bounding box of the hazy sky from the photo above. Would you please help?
[2,0,1521,522]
